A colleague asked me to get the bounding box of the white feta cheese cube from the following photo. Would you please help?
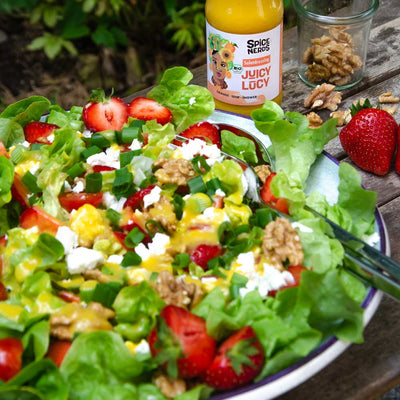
[66,247,104,274]
[56,226,79,254]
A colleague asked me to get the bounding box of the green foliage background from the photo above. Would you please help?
[0,0,295,104]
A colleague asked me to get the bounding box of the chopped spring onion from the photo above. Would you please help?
[121,251,142,267]
[81,145,102,161]
[188,175,206,194]
[85,172,102,193]
[172,253,190,269]
[21,171,41,194]
[90,133,111,148]
[66,162,86,178]
[124,227,145,248]
[112,167,134,199]
[121,121,144,144]
[191,156,210,174]
[120,150,141,168]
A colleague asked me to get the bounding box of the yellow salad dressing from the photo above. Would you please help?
[205,0,284,116]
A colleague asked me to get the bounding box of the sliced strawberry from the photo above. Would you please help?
[123,185,156,210]
[24,121,59,144]
[128,97,172,125]
[92,165,116,173]
[83,89,129,132]
[148,304,216,379]
[260,172,289,214]
[202,325,264,390]
[189,244,223,270]
[0,338,23,381]
[177,122,221,148]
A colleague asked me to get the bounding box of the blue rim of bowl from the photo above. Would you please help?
[207,109,385,400]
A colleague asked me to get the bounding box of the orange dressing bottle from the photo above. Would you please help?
[205,0,284,116]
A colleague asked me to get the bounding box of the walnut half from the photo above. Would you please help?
[262,217,304,271]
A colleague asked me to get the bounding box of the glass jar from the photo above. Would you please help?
[292,0,379,89]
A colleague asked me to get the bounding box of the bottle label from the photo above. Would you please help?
[206,21,282,106]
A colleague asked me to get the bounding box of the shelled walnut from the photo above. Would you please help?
[302,26,363,86]
[304,83,342,111]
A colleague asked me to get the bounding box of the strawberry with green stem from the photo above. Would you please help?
[202,325,265,390]
[82,89,129,132]
[339,99,398,176]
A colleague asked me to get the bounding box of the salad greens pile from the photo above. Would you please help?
[0,66,378,400]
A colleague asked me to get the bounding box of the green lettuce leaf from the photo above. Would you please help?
[221,130,258,164]
[0,155,14,207]
[60,331,146,400]
[252,100,338,189]
[3,358,68,400]
[113,281,165,342]
[147,66,215,132]
[37,128,86,220]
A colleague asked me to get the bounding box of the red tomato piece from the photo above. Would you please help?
[202,326,264,390]
[0,140,9,158]
[59,192,103,213]
[0,338,23,382]
[11,173,32,209]
[148,305,216,379]
[260,172,289,214]
[189,244,223,270]
[46,341,72,368]
[19,206,64,235]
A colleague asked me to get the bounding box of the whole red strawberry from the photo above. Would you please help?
[83,89,128,132]
[148,305,216,379]
[202,325,265,390]
[395,124,400,174]
[339,102,398,175]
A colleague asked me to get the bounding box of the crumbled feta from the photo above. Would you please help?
[80,129,92,138]
[178,138,224,166]
[236,253,295,298]
[21,141,31,148]
[72,180,85,193]
[143,186,162,209]
[86,147,120,169]
[202,207,230,222]
[189,97,196,105]
[47,134,55,143]
[291,222,313,233]
[56,226,79,254]
[107,254,124,265]
[134,339,151,355]
[102,192,127,212]
[29,162,41,175]
[215,188,226,197]
[134,233,170,261]
[129,139,142,151]
[66,247,104,274]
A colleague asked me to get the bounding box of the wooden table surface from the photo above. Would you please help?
[127,0,400,398]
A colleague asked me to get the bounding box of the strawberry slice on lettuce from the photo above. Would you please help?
[83,89,129,132]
